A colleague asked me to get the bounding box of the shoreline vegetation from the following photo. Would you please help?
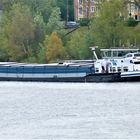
[0,0,140,63]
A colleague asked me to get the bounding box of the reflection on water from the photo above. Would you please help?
[0,82,140,139]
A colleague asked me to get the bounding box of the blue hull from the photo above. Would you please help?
[0,73,121,82]
[0,62,120,82]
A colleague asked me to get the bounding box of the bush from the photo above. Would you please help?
[127,17,139,27]
[78,18,90,26]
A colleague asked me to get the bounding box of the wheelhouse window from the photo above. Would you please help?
[125,54,132,58]
[134,53,140,57]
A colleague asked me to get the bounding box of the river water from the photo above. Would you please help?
[0,82,140,139]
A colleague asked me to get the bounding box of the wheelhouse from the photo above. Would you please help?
[100,48,139,59]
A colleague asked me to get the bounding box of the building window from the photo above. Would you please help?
[135,14,138,20]
[79,7,83,15]
[79,0,83,4]
[86,6,89,12]
[91,6,94,12]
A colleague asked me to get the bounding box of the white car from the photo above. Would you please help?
[124,52,140,64]
[65,21,80,29]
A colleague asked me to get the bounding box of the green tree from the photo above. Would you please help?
[46,7,66,37]
[90,0,128,48]
[2,3,34,61]
[56,0,74,21]
[32,12,46,57]
[1,0,57,23]
[0,35,9,61]
[66,29,92,60]
[134,24,140,47]
[20,0,57,23]
[127,23,140,48]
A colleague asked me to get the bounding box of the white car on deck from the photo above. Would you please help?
[123,52,140,64]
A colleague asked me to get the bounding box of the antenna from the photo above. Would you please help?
[90,46,98,60]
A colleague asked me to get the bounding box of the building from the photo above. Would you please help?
[127,0,140,20]
[74,0,140,21]
[74,0,97,20]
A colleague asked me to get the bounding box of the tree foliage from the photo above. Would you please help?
[1,0,140,62]
[0,0,68,62]
[56,0,74,21]
[1,3,34,61]
[66,28,92,60]
[90,0,128,48]
[46,7,66,36]
[46,32,64,63]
